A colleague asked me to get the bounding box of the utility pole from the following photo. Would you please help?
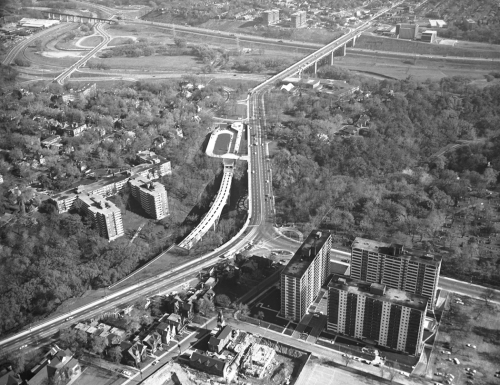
[172,24,176,38]
[236,36,240,52]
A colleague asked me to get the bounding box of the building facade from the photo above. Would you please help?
[291,11,306,28]
[262,9,279,25]
[77,194,124,241]
[129,178,169,219]
[421,30,437,43]
[327,275,427,356]
[396,23,418,39]
[350,238,441,309]
[281,231,332,321]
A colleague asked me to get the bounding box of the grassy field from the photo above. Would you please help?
[98,55,202,71]
[427,293,500,384]
[80,35,103,47]
[356,35,500,59]
[334,53,499,82]
[108,37,136,46]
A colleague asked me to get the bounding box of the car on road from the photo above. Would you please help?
[152,360,159,366]
[118,370,132,377]
[278,40,283,43]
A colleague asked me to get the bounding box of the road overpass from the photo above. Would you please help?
[54,22,111,84]
[41,11,116,24]
[179,160,235,250]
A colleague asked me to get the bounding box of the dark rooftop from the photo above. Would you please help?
[352,237,442,265]
[282,230,331,278]
[328,275,428,311]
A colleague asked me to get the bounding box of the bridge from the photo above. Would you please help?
[178,160,235,250]
[54,22,111,84]
[252,5,401,85]
[41,11,116,24]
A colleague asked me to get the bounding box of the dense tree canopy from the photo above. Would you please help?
[269,68,500,286]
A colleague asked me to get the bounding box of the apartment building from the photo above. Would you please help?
[130,177,169,220]
[350,238,442,309]
[262,9,279,25]
[291,11,307,28]
[327,275,427,356]
[77,194,124,241]
[51,173,129,213]
[281,230,332,321]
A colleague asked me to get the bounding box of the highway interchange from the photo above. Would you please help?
[1,1,500,376]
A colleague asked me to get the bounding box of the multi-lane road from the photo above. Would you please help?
[54,22,111,84]
[2,23,73,66]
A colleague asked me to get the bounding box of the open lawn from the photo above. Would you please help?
[213,132,232,155]
[427,293,500,384]
[97,55,202,71]
[79,35,103,47]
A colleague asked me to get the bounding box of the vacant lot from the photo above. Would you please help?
[428,293,500,384]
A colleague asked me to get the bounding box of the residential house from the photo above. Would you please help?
[27,349,81,385]
[166,295,182,314]
[166,313,183,335]
[156,322,173,344]
[180,300,194,320]
[189,352,229,378]
[355,114,370,127]
[125,342,147,365]
[208,325,233,354]
[64,123,88,137]
[339,125,358,136]
[40,135,61,149]
[142,332,162,353]
[152,136,167,149]
[0,369,22,385]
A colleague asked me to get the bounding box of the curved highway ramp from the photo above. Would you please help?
[179,159,235,250]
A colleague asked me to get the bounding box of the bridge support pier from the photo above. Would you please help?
[314,61,317,74]
[330,51,334,65]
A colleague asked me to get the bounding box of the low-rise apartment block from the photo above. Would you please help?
[327,275,427,356]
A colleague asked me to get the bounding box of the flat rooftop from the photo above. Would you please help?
[352,237,442,265]
[328,275,428,311]
[51,172,129,201]
[282,230,331,278]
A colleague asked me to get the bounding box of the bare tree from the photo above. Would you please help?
[480,288,496,308]
[380,363,400,383]
[342,354,353,367]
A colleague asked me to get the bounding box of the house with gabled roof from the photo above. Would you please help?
[27,348,81,385]
[125,342,147,365]
[208,325,233,354]
[142,332,162,353]
[189,352,229,378]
